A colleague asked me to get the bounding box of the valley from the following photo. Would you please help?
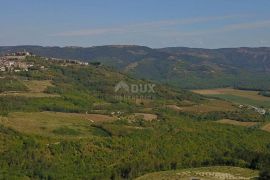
[0,53,270,179]
[2,1,270,179]
[2,46,270,90]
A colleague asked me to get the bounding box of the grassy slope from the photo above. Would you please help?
[0,112,114,138]
[0,79,59,97]
[217,119,258,127]
[0,77,28,92]
[0,56,203,116]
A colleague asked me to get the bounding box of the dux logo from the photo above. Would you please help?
[115,81,155,93]
[115,81,130,92]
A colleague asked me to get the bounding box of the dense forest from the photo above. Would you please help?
[1,112,270,179]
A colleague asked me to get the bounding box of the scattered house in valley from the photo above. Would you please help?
[249,105,266,115]
[239,104,266,115]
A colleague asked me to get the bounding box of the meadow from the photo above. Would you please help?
[193,88,270,108]
[0,111,115,138]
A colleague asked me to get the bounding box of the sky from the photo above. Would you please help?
[1,0,270,48]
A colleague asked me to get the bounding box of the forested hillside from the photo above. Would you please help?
[1,46,270,89]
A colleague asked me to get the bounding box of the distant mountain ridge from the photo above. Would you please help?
[1,45,270,89]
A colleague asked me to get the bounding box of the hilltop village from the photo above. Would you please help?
[0,51,35,72]
[0,51,89,72]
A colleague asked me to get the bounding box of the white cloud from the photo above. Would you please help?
[162,20,270,37]
[217,20,270,32]
[51,14,251,37]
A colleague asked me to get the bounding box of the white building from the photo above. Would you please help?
[0,67,5,72]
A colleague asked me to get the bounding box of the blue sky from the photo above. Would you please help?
[1,0,270,48]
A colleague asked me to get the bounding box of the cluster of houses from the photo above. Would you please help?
[249,105,266,115]
[0,50,90,73]
[5,51,32,57]
[239,104,267,115]
[45,57,89,66]
[0,51,35,72]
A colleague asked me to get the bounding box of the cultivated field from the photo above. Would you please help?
[166,99,236,113]
[134,113,157,121]
[136,166,259,180]
[192,88,268,101]
[0,112,115,137]
[193,88,270,108]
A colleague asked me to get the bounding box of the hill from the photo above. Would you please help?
[1,45,270,89]
[0,55,270,179]
[0,55,202,116]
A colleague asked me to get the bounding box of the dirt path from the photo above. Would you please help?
[261,122,270,132]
